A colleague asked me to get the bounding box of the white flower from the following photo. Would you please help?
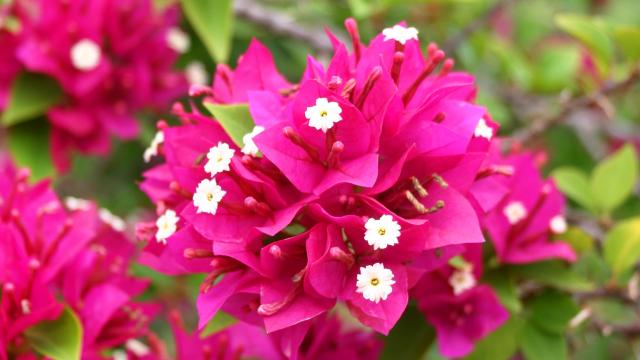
[364,215,401,250]
[155,209,179,244]
[70,39,101,71]
[64,196,91,211]
[356,263,395,303]
[550,215,568,234]
[382,25,419,45]
[204,142,235,176]
[241,126,265,156]
[143,131,164,163]
[166,27,190,54]
[193,178,226,214]
[305,97,342,133]
[99,208,126,232]
[126,339,150,357]
[185,61,208,85]
[21,299,31,314]
[474,118,493,140]
[449,268,476,295]
[503,201,527,225]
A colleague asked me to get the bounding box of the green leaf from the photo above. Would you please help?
[589,298,640,327]
[531,46,579,93]
[1,72,64,126]
[203,103,254,147]
[520,322,568,360]
[603,217,640,278]
[558,227,594,254]
[527,290,579,334]
[181,0,233,63]
[381,305,435,360]
[590,144,638,214]
[614,26,640,62]
[483,269,522,313]
[511,261,594,292]
[552,167,596,212]
[555,14,613,73]
[201,311,237,338]
[487,39,533,89]
[7,120,54,181]
[464,317,521,360]
[573,250,611,285]
[25,307,83,360]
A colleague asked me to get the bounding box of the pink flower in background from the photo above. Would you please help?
[413,245,509,358]
[3,0,187,171]
[137,19,504,353]
[0,154,154,358]
[168,310,381,360]
[482,152,576,264]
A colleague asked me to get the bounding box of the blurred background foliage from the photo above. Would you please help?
[2,0,639,358]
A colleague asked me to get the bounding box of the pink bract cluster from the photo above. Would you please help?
[167,311,381,360]
[138,20,576,358]
[0,0,187,171]
[0,155,155,359]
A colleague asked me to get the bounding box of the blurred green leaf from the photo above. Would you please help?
[201,311,237,338]
[573,250,611,285]
[487,39,532,89]
[511,261,594,292]
[554,227,595,254]
[531,47,579,93]
[181,0,234,63]
[527,290,579,334]
[7,120,54,181]
[1,72,63,127]
[552,167,596,212]
[603,216,640,278]
[347,0,375,18]
[483,269,522,313]
[203,103,254,148]
[464,316,521,360]
[555,14,613,73]
[520,321,568,360]
[613,26,640,62]
[590,144,638,214]
[381,305,435,360]
[589,298,640,327]
[25,307,83,360]
[558,226,594,254]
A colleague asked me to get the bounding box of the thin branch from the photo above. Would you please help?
[514,65,640,144]
[233,0,338,57]
[442,0,518,54]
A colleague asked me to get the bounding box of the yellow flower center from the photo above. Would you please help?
[378,228,386,236]
[370,278,379,286]
[320,110,328,117]
[206,193,213,201]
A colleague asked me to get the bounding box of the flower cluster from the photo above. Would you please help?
[482,149,576,264]
[0,0,188,171]
[413,244,509,358]
[137,20,576,357]
[0,155,154,359]
[138,19,491,355]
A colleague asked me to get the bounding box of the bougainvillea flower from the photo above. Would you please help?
[413,245,509,358]
[7,0,187,171]
[169,310,282,360]
[0,155,154,358]
[137,19,505,351]
[483,152,576,264]
[0,5,22,111]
